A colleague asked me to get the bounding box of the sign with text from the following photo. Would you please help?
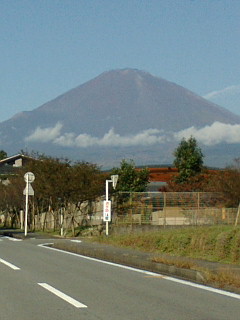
[103,200,111,222]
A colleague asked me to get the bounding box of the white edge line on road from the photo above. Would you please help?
[38,243,240,301]
[38,283,87,308]
[0,258,20,270]
[3,236,23,241]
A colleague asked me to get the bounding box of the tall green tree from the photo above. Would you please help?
[111,159,149,192]
[174,136,204,183]
[110,160,149,217]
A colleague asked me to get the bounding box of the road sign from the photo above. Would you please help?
[23,184,34,196]
[24,172,35,183]
[103,200,111,222]
[111,175,119,189]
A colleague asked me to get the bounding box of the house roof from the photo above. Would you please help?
[0,154,36,176]
[0,154,33,166]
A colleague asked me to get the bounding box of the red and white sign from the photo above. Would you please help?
[103,200,111,222]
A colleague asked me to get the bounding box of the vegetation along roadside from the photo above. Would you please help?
[92,225,240,289]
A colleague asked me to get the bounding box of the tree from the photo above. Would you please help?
[207,158,240,207]
[167,172,210,192]
[173,136,204,183]
[0,150,7,160]
[0,152,106,231]
[111,159,149,192]
[22,156,104,210]
[110,160,149,217]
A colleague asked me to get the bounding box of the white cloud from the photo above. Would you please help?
[25,121,240,148]
[55,128,167,147]
[25,122,63,143]
[203,84,240,100]
[25,124,168,147]
[55,132,98,147]
[174,122,240,146]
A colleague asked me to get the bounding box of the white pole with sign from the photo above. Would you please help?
[104,175,118,236]
[23,172,35,237]
[103,200,111,221]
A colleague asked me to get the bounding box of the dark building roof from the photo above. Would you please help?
[0,154,33,167]
[0,154,34,176]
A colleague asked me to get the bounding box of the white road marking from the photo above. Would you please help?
[161,276,240,299]
[38,243,240,300]
[0,258,20,270]
[4,236,22,241]
[71,240,82,243]
[38,283,87,308]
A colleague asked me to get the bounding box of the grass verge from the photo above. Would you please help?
[94,225,240,265]
[92,225,240,289]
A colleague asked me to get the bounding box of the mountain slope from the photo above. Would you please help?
[0,68,239,167]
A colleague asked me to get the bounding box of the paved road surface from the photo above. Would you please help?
[0,235,239,319]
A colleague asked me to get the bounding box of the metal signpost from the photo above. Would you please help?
[23,172,35,236]
[104,175,118,236]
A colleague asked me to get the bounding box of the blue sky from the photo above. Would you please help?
[1,0,240,122]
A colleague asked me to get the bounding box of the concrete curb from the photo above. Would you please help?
[52,240,211,285]
[51,240,240,294]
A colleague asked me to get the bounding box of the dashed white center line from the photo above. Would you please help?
[38,283,88,308]
[0,258,20,270]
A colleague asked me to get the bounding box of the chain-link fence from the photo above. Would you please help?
[114,192,238,226]
[1,192,238,232]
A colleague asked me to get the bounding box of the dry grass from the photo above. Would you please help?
[95,225,240,264]
[92,226,240,289]
[152,256,240,288]
[203,268,240,289]
[152,256,198,270]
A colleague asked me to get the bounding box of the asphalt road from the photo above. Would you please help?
[0,235,239,320]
